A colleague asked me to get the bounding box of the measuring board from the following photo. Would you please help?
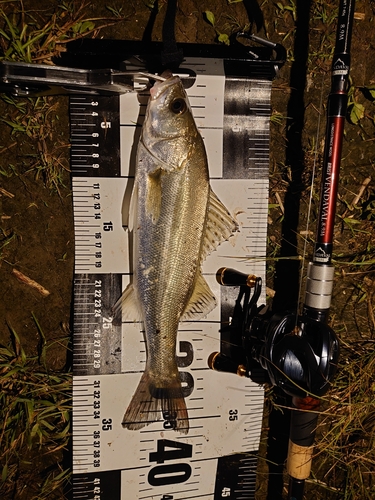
[70,56,273,500]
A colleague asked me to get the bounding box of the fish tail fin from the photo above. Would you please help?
[122,370,189,434]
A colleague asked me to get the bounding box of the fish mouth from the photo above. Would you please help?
[160,69,174,79]
[150,71,180,100]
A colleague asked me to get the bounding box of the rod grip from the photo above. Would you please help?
[287,397,320,481]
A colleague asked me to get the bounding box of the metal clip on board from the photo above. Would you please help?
[0,62,157,96]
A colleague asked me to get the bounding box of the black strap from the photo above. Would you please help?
[161,0,183,70]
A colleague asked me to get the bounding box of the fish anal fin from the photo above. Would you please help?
[122,370,189,434]
[113,284,143,321]
[181,273,217,321]
[202,189,239,261]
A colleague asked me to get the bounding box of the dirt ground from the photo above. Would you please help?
[0,0,374,499]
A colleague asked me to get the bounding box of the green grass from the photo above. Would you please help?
[0,1,121,64]
[0,94,69,191]
[0,325,71,499]
[310,343,375,498]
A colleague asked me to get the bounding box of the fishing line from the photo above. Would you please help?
[178,329,240,349]
[296,72,326,317]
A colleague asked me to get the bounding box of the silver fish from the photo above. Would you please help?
[118,73,237,434]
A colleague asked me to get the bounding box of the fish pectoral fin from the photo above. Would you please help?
[146,167,162,223]
[181,273,217,321]
[201,189,239,260]
[113,284,143,321]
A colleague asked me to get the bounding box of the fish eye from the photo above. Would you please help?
[170,98,187,115]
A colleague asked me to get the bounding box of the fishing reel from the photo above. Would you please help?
[208,268,339,398]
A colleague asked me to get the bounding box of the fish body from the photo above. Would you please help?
[119,74,237,434]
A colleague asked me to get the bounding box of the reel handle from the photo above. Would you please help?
[216,267,257,287]
[207,351,247,377]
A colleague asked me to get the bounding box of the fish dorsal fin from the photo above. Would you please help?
[113,284,143,322]
[201,189,238,261]
[181,273,217,321]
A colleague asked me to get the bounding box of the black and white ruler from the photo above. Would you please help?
[70,56,273,500]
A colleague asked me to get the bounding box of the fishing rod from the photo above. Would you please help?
[286,0,355,497]
[287,0,355,500]
[208,0,356,497]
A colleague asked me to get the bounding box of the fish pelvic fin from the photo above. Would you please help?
[113,284,143,321]
[122,370,189,434]
[201,189,239,261]
[181,273,216,321]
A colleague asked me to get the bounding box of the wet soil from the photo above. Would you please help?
[0,0,374,499]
